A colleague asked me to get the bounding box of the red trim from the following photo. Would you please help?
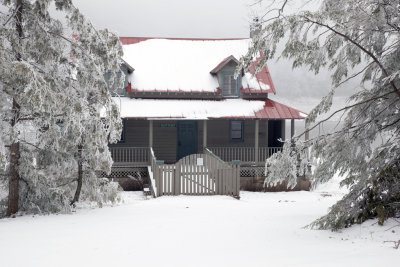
[241,88,271,94]
[120,37,247,45]
[127,87,219,94]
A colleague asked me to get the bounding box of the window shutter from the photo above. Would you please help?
[230,75,236,95]
[222,73,237,96]
[230,121,243,141]
[222,74,231,96]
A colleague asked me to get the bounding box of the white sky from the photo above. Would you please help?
[72,0,252,38]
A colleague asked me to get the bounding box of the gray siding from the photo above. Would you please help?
[206,119,269,148]
[110,118,285,163]
[153,121,177,163]
[111,119,149,147]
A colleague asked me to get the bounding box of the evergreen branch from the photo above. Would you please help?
[261,0,289,20]
[301,16,400,98]
[301,90,398,139]
[334,62,374,89]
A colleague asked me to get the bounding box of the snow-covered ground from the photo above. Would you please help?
[0,178,398,267]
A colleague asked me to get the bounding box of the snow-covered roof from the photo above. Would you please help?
[111,97,305,119]
[121,38,275,94]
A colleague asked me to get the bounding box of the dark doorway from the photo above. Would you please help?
[268,120,284,147]
[177,121,198,160]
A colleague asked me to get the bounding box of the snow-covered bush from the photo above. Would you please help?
[264,142,309,189]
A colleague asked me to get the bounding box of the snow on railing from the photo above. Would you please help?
[109,147,149,164]
[148,147,161,197]
[206,146,282,164]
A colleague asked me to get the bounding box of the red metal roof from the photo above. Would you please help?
[120,37,247,45]
[237,99,305,119]
[244,52,276,94]
[266,99,304,119]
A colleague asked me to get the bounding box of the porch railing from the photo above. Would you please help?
[109,146,282,166]
[206,146,282,164]
[109,147,149,165]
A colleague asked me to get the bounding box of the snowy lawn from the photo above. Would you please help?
[0,179,399,267]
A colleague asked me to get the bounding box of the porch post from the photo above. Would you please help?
[305,120,312,172]
[265,120,269,157]
[291,119,295,138]
[255,119,259,163]
[305,120,310,160]
[149,120,153,148]
[203,120,207,152]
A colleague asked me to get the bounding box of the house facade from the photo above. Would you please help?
[106,37,306,192]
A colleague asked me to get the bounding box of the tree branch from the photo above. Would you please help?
[300,90,397,139]
[302,16,400,98]
[2,4,21,26]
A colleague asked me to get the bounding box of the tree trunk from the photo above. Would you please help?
[7,141,20,216]
[6,0,24,217]
[71,145,83,206]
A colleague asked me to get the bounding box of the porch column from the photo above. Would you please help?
[255,119,259,163]
[305,120,310,160]
[203,120,207,152]
[265,120,269,157]
[305,120,312,172]
[149,120,153,148]
[291,119,295,139]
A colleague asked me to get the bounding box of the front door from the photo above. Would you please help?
[177,121,198,161]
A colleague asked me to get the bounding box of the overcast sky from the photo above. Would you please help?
[72,0,252,38]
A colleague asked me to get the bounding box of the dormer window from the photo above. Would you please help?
[210,55,242,98]
[222,72,239,97]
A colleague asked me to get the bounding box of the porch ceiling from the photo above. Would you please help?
[110,98,306,120]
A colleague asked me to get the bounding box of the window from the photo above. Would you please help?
[222,72,238,97]
[230,120,243,141]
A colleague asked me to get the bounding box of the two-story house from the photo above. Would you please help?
[107,37,306,193]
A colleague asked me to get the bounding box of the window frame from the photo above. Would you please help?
[229,120,244,142]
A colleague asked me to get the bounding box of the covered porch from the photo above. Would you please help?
[107,97,306,179]
[109,118,301,167]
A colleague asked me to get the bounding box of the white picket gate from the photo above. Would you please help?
[149,148,240,198]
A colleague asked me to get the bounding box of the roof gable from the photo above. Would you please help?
[210,55,239,74]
